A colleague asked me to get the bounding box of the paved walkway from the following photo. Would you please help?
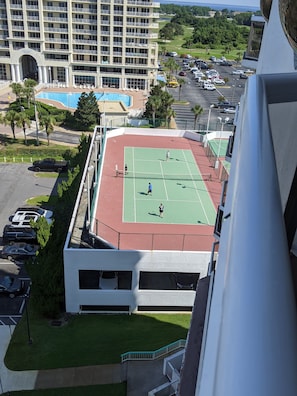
[0,326,169,395]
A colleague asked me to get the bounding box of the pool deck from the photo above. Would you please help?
[36,85,147,116]
[0,83,147,114]
[0,83,149,140]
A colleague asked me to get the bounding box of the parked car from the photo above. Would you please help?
[195,61,209,69]
[32,158,69,172]
[204,84,216,91]
[179,71,187,76]
[216,102,236,110]
[9,206,53,227]
[167,79,179,88]
[167,51,177,57]
[2,225,37,243]
[223,107,237,114]
[240,73,248,79]
[99,271,118,289]
[0,275,24,298]
[219,60,233,66]
[213,78,226,85]
[231,69,245,75]
[1,243,39,261]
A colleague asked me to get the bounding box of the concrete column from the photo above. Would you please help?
[15,64,21,82]
[38,66,42,84]
[42,66,48,84]
[11,64,16,82]
[65,67,69,87]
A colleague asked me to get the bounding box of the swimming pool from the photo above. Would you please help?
[36,91,131,109]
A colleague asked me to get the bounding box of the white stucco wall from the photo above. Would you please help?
[64,248,210,313]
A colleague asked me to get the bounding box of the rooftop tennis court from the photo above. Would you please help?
[122,147,216,225]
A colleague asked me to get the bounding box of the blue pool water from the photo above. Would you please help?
[36,91,131,109]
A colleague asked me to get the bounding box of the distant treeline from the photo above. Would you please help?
[159,4,261,26]
[159,9,254,49]
[160,4,212,17]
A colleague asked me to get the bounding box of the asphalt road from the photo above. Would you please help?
[166,59,247,130]
[0,164,59,325]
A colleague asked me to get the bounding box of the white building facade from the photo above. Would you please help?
[0,0,159,90]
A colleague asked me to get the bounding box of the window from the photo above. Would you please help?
[139,272,199,290]
[214,205,224,238]
[79,270,131,290]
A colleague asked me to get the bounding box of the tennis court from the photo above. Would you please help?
[122,147,216,225]
[209,138,229,157]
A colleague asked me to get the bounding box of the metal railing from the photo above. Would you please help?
[121,339,186,363]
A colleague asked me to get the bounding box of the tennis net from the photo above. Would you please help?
[115,169,212,181]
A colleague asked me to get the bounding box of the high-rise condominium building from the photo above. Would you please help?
[0,0,160,89]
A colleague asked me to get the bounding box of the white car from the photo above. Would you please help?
[194,71,205,78]
[223,107,237,114]
[9,206,53,227]
[232,69,245,75]
[213,78,225,85]
[204,84,216,91]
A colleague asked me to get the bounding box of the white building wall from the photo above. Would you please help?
[64,248,210,313]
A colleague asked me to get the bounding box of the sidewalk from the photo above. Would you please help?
[0,326,168,395]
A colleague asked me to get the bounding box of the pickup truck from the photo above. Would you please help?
[32,157,69,172]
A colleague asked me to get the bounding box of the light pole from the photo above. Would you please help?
[23,292,33,345]
[215,116,229,169]
[206,104,214,133]
[34,92,39,146]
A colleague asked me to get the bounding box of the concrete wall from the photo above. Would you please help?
[64,248,210,313]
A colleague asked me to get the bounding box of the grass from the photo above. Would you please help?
[0,137,77,163]
[5,310,191,371]
[3,384,126,396]
[157,22,247,62]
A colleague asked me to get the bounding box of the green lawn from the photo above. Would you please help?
[157,22,247,62]
[5,310,190,370]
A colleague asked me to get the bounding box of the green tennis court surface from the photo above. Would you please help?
[122,147,216,225]
[209,138,229,157]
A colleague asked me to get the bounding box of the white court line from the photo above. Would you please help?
[182,150,211,225]
[159,161,169,201]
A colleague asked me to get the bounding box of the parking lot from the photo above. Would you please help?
[164,57,248,130]
[0,164,58,324]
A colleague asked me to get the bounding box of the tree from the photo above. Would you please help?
[3,110,19,139]
[164,58,179,74]
[191,104,204,130]
[23,79,38,106]
[74,91,101,130]
[150,96,162,127]
[177,77,186,101]
[9,82,23,104]
[165,107,176,128]
[39,114,56,145]
[30,216,52,249]
[16,111,31,145]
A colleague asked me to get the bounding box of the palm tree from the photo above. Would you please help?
[16,111,31,145]
[9,82,23,104]
[39,114,56,145]
[149,96,161,127]
[3,110,19,139]
[177,78,186,101]
[165,107,176,128]
[164,58,179,75]
[191,104,204,130]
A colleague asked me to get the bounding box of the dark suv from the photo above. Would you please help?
[2,225,37,243]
